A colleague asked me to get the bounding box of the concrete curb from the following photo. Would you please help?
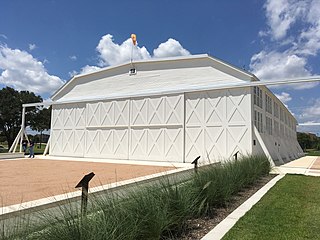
[40,155,191,168]
[201,174,285,240]
[0,153,24,160]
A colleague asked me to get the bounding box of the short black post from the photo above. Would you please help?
[233,151,239,161]
[75,172,95,216]
[191,156,201,173]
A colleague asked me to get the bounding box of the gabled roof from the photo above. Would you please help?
[51,54,258,103]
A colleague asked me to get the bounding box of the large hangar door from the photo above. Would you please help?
[53,94,184,162]
[85,99,130,159]
[129,94,184,162]
[185,88,251,163]
[50,103,86,157]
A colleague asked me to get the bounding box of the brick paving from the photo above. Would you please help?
[0,159,176,207]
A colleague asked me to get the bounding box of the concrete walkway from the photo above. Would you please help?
[201,155,320,240]
[272,156,320,176]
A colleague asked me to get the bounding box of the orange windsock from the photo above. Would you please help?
[131,34,137,45]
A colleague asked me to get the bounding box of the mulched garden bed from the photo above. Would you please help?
[178,174,276,240]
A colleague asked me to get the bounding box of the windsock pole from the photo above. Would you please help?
[130,33,137,65]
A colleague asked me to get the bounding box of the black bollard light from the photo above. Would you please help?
[75,172,95,216]
[233,151,239,161]
[191,156,201,173]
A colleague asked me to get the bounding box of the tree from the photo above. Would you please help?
[297,132,320,151]
[0,87,42,148]
[29,106,52,148]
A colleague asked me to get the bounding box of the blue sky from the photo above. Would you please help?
[0,0,320,135]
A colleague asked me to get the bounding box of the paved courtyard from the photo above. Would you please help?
[0,158,176,207]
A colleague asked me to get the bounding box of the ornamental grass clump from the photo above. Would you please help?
[27,179,197,240]
[0,213,34,240]
[95,180,198,239]
[191,154,270,215]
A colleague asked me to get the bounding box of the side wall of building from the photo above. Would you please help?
[251,86,304,164]
[50,87,253,163]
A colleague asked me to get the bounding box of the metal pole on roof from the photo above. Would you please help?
[130,42,134,64]
[129,34,137,74]
[130,34,137,64]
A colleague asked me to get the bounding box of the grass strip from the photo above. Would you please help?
[223,174,320,240]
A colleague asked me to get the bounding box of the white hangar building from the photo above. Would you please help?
[49,54,303,166]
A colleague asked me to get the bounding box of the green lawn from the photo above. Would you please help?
[25,143,47,155]
[223,174,320,240]
[306,150,320,156]
[0,143,47,154]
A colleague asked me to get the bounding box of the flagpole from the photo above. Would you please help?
[130,34,137,72]
[130,42,134,65]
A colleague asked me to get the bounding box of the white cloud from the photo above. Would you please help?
[68,70,77,77]
[71,34,191,77]
[153,38,190,58]
[252,0,320,89]
[250,50,318,89]
[250,50,310,81]
[0,34,7,40]
[258,30,268,37]
[264,0,307,40]
[298,27,320,56]
[68,65,102,77]
[275,92,292,104]
[300,98,320,122]
[297,125,320,135]
[69,55,77,61]
[79,65,101,75]
[96,34,151,66]
[28,43,36,51]
[304,99,320,117]
[296,1,320,56]
[0,45,65,95]
[95,34,190,67]
[263,0,320,55]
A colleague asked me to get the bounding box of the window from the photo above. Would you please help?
[254,86,263,108]
[265,94,272,114]
[274,120,279,136]
[288,118,292,129]
[280,123,284,136]
[266,116,273,135]
[274,102,279,118]
[254,110,263,133]
[285,113,288,125]
[280,108,284,122]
